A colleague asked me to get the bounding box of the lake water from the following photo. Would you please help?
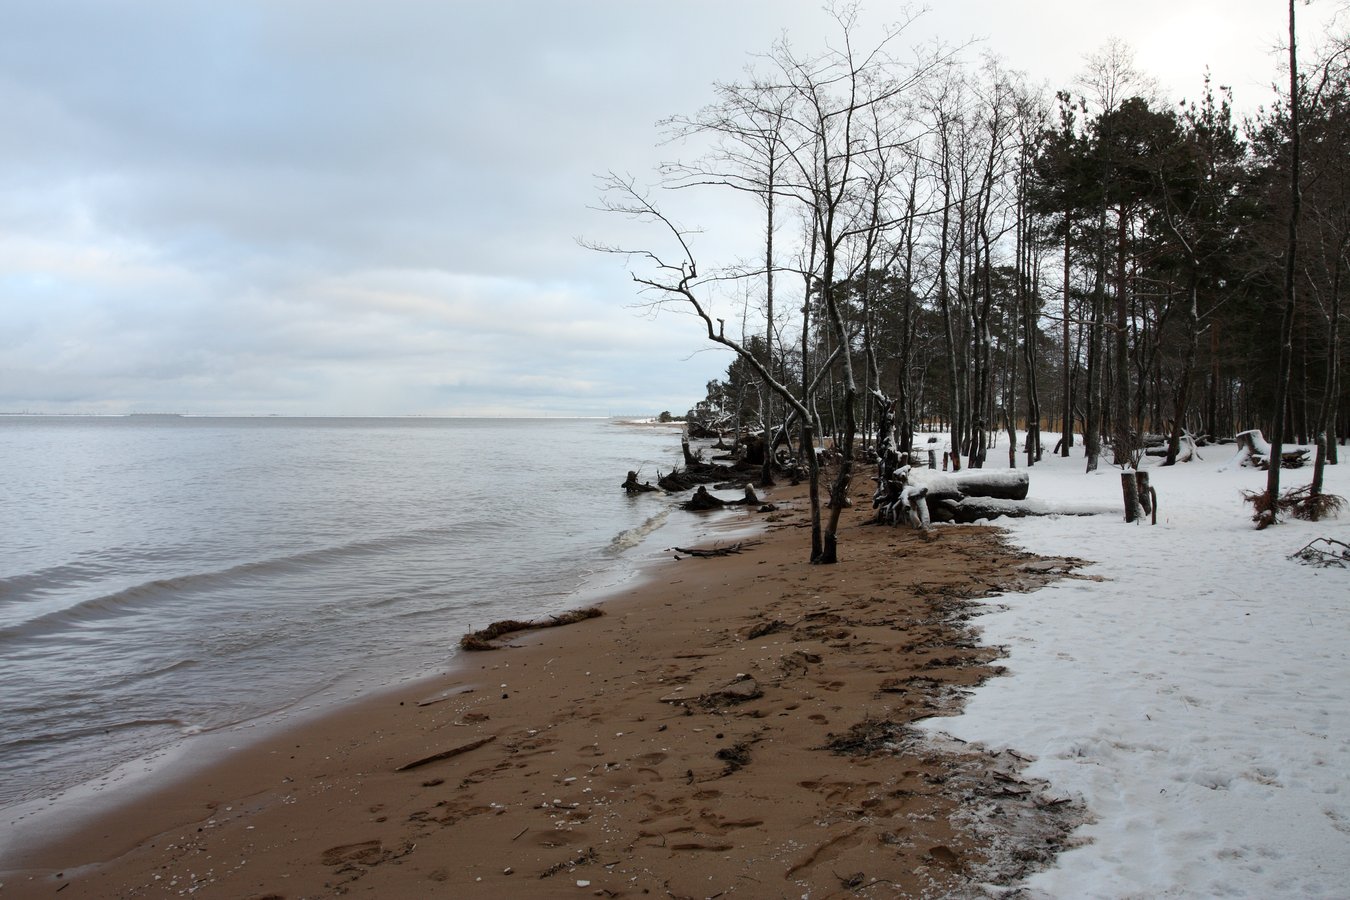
[0,416,713,816]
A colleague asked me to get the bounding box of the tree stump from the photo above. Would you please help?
[1121,471,1143,523]
[622,471,661,494]
[682,485,727,511]
[1135,471,1153,519]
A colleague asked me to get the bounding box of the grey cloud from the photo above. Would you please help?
[2,0,1300,416]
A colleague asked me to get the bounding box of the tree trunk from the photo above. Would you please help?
[1121,470,1143,523]
[1084,216,1106,472]
[1061,208,1074,454]
[1113,206,1133,466]
[1164,274,1200,466]
[1263,0,1301,526]
[1136,470,1153,518]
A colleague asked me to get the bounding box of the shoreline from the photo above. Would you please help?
[0,475,740,865]
[2,474,1085,898]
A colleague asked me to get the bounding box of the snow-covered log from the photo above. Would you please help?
[933,497,1116,523]
[899,485,930,528]
[907,469,1030,503]
[1145,430,1201,462]
[875,462,1031,528]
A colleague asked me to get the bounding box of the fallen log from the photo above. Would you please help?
[670,540,763,559]
[933,497,1115,523]
[911,469,1029,503]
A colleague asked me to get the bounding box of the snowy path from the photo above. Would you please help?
[917,444,1350,898]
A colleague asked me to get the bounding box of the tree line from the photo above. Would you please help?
[593,4,1348,557]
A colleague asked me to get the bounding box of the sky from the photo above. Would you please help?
[0,0,1342,417]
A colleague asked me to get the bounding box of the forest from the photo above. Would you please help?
[595,4,1348,558]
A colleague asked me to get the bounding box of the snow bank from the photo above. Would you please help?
[915,439,1350,898]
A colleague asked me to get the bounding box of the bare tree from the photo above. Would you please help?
[586,173,832,556]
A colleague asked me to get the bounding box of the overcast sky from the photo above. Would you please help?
[1,0,1340,416]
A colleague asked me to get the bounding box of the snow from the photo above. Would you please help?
[913,437,1350,899]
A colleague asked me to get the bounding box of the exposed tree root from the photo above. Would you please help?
[1242,483,1346,528]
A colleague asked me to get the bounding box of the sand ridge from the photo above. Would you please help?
[4,476,1089,898]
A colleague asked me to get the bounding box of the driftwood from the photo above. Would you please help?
[622,471,661,494]
[680,484,761,511]
[395,735,495,772]
[682,485,726,510]
[658,462,752,493]
[459,607,603,651]
[671,540,763,559]
[659,674,763,708]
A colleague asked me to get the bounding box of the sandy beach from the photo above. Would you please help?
[2,474,1087,899]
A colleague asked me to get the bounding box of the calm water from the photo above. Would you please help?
[0,416,705,813]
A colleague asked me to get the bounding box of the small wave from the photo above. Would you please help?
[0,526,463,643]
[608,509,671,553]
[0,560,109,601]
[0,717,188,752]
[98,657,201,690]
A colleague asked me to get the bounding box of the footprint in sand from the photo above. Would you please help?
[671,841,734,852]
[322,840,383,866]
[697,810,764,833]
[321,839,414,868]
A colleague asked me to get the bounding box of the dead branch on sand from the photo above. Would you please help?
[458,608,603,651]
[669,540,763,559]
[394,735,496,772]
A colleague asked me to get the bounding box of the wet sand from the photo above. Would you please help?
[1,475,1085,898]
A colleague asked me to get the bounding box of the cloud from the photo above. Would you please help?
[0,0,1330,415]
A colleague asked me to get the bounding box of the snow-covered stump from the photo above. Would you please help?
[1226,428,1272,469]
[1222,429,1310,471]
[899,485,931,529]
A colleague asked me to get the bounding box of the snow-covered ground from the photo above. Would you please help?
[915,436,1350,899]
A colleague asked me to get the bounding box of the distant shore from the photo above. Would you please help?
[1,472,1082,898]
